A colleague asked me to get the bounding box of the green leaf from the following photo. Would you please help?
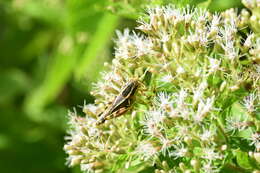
[231,102,247,117]
[197,0,212,9]
[237,128,253,139]
[208,0,243,12]
[234,150,253,170]
[220,163,248,173]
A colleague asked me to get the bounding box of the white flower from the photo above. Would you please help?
[115,29,154,59]
[211,14,221,27]
[158,30,170,43]
[183,6,193,23]
[142,109,165,137]
[148,110,166,124]
[187,32,209,47]
[170,143,188,159]
[176,66,185,74]
[220,21,239,60]
[81,163,92,172]
[172,89,190,120]
[208,57,221,74]
[244,33,254,48]
[101,71,123,83]
[159,5,186,26]
[116,28,131,44]
[136,18,152,31]
[194,97,215,123]
[155,92,173,112]
[202,148,223,161]
[225,114,248,134]
[101,71,114,81]
[136,141,158,160]
[175,124,191,140]
[82,103,100,116]
[200,128,215,142]
[180,108,192,120]
[68,155,83,167]
[175,89,188,109]
[160,74,174,83]
[115,29,133,58]
[143,119,162,137]
[193,81,208,104]
[242,0,257,8]
[132,32,154,57]
[159,137,173,155]
[198,30,210,46]
[88,126,101,138]
[70,133,86,146]
[243,93,257,113]
[92,140,107,150]
[202,162,219,173]
[146,7,164,28]
[250,133,260,150]
[222,39,237,60]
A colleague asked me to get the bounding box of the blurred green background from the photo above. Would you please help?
[0,0,243,173]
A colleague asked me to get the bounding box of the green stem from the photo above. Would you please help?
[75,14,119,79]
[216,116,229,144]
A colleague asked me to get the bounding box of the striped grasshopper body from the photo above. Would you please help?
[96,79,139,125]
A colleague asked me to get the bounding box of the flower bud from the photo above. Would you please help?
[230,85,240,91]
[184,136,192,146]
[125,162,130,169]
[249,151,254,158]
[191,159,200,171]
[67,149,81,155]
[70,156,82,166]
[94,169,104,173]
[155,169,161,173]
[253,152,260,163]
[179,162,186,171]
[64,144,73,150]
[184,170,192,173]
[253,170,260,173]
[162,161,170,170]
[221,145,227,151]
[90,161,104,170]
[115,147,125,154]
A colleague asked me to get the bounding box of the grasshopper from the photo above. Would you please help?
[95,79,139,125]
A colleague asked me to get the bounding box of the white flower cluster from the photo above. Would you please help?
[64,4,260,173]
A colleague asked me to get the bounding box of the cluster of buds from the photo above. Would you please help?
[64,3,260,173]
[242,0,260,32]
